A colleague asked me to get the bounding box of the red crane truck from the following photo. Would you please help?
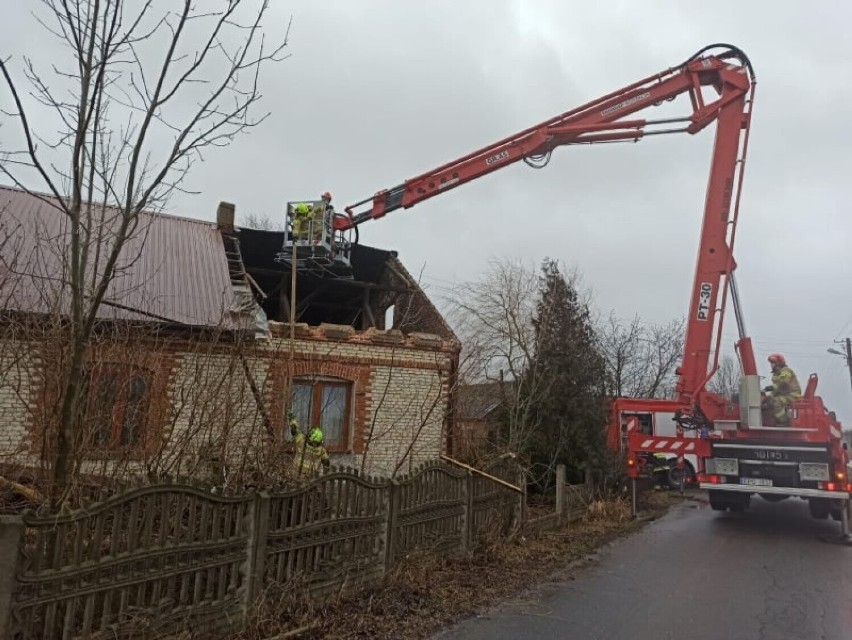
[286,44,850,526]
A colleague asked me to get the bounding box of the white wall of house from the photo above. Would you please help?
[0,327,458,480]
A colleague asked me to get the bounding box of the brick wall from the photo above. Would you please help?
[0,341,36,459]
[0,324,460,479]
[263,323,457,475]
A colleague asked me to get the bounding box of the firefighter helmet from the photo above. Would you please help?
[768,353,786,366]
[308,427,324,446]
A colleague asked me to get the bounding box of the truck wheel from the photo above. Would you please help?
[709,490,749,512]
[808,498,830,520]
[829,500,845,521]
[707,489,731,511]
[666,459,696,488]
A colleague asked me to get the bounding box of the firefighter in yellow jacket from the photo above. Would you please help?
[290,202,313,241]
[289,413,330,476]
[764,353,802,426]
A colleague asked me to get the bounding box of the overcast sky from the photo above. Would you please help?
[2,1,852,423]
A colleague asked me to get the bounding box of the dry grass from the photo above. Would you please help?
[586,498,632,523]
[231,495,673,640]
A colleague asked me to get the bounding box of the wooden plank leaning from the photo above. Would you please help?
[439,456,523,494]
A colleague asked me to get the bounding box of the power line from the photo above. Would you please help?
[835,313,852,341]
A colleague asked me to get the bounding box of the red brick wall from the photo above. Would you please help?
[3,325,461,478]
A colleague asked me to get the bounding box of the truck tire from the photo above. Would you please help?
[666,458,696,489]
[808,498,830,520]
[829,500,845,521]
[709,490,749,512]
[709,490,728,511]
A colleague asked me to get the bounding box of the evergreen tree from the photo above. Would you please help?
[526,259,608,486]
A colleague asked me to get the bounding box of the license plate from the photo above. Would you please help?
[740,477,773,487]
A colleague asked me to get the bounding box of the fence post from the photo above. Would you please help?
[556,464,566,522]
[461,471,473,553]
[383,480,400,572]
[0,516,24,639]
[243,492,270,620]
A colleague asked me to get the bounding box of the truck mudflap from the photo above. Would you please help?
[699,483,850,500]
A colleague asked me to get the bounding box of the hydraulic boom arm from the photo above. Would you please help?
[339,44,757,414]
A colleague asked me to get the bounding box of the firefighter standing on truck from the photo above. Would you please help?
[289,412,330,477]
[764,353,802,426]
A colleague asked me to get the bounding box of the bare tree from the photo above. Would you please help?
[0,0,287,501]
[598,314,685,399]
[598,313,642,398]
[447,258,550,455]
[708,354,740,399]
[642,319,685,398]
[242,212,283,231]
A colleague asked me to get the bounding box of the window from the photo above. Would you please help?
[290,378,352,451]
[84,364,151,450]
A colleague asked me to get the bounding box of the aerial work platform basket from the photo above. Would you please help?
[275,200,354,276]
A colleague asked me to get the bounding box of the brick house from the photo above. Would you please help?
[0,185,459,480]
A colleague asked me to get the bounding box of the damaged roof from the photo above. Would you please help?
[0,184,457,340]
[237,227,458,340]
[0,185,241,328]
[238,227,397,284]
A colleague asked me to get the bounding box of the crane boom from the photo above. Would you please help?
[338,44,757,409]
[324,45,849,513]
[340,46,752,229]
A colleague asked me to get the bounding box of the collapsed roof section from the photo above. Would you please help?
[235,226,456,342]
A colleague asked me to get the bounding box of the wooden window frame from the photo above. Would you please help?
[292,377,353,453]
[84,363,152,455]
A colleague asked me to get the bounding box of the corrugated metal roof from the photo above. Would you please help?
[0,185,239,328]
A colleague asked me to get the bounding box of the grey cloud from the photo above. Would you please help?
[2,0,850,421]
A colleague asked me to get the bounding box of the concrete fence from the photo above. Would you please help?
[0,460,524,639]
[524,464,594,534]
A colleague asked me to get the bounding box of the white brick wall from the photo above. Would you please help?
[157,350,271,475]
[0,341,36,460]
[363,365,447,476]
[264,335,451,367]
[0,333,455,480]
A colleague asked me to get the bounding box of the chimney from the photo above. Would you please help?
[217,201,235,232]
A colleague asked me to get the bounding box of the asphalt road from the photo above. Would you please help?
[436,497,852,640]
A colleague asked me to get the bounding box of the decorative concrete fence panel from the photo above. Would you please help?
[6,485,254,639]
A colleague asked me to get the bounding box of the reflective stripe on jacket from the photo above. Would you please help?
[771,366,802,398]
[292,432,329,475]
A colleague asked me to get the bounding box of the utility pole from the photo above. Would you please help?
[828,338,852,394]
